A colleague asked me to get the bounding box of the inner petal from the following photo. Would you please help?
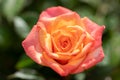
[55,59,69,65]
[51,30,72,52]
[59,36,72,52]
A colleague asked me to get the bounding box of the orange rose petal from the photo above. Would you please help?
[43,50,72,61]
[57,25,86,53]
[73,32,86,50]
[41,52,68,76]
[71,42,93,61]
[71,47,104,74]
[38,23,52,52]
[51,12,81,33]
[51,30,72,52]
[57,42,94,76]
[52,37,61,52]
[51,26,86,56]
[60,54,86,76]
[64,26,85,50]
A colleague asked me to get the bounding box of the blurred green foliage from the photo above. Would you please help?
[0,0,120,80]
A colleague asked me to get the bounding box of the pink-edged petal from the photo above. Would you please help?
[38,6,72,33]
[81,17,105,40]
[38,10,81,33]
[81,17,105,51]
[39,6,72,19]
[22,25,44,65]
[90,26,105,51]
[71,47,104,74]
[81,17,105,34]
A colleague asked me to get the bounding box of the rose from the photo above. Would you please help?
[22,6,105,76]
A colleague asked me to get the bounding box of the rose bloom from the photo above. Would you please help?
[22,6,105,76]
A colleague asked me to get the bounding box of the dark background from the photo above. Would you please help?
[0,0,120,80]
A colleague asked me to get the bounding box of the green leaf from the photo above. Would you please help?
[79,0,102,7]
[75,7,105,25]
[111,67,120,80]
[75,7,94,18]
[2,0,25,20]
[20,12,39,28]
[0,26,12,48]
[75,73,86,80]
[16,54,34,69]
[14,16,30,38]
[8,68,45,80]
[41,0,58,10]
[60,0,78,8]
[109,32,120,66]
[106,14,119,31]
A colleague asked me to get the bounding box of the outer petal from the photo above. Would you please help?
[22,25,44,65]
[71,47,104,74]
[38,6,72,33]
[39,6,72,19]
[72,18,105,74]
[81,17,105,51]
[81,17,104,34]
[38,6,81,34]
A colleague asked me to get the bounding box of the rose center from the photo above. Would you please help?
[61,40,69,48]
[59,36,71,51]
